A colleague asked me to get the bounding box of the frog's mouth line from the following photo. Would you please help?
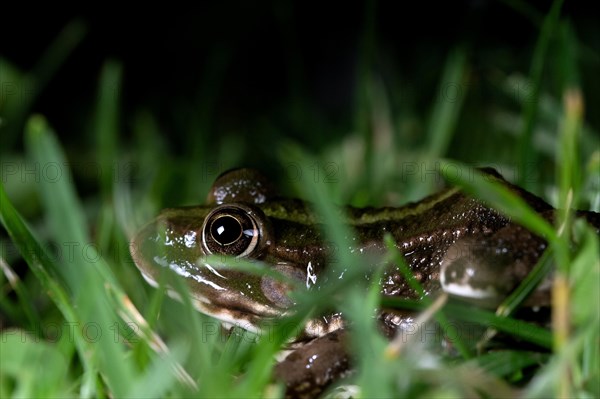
[139,270,336,340]
[139,270,272,335]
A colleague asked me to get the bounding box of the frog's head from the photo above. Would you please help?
[130,169,311,333]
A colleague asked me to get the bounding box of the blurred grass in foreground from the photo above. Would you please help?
[1,2,600,398]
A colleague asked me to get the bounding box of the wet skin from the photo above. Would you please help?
[130,168,600,397]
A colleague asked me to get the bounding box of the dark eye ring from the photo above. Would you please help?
[201,204,270,258]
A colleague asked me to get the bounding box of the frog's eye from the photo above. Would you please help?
[201,204,270,257]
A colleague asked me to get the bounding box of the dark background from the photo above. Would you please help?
[3,1,599,156]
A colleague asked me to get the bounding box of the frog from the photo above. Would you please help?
[129,167,600,397]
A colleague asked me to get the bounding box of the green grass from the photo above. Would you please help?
[2,3,600,398]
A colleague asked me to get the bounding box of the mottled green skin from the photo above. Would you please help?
[131,169,556,321]
[130,168,600,398]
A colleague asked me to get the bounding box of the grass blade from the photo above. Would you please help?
[425,48,468,159]
[518,0,563,189]
[0,180,100,397]
[23,115,138,397]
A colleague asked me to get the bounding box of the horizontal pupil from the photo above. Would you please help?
[211,215,242,245]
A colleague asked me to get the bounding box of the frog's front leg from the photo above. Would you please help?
[274,329,352,398]
[439,209,600,308]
